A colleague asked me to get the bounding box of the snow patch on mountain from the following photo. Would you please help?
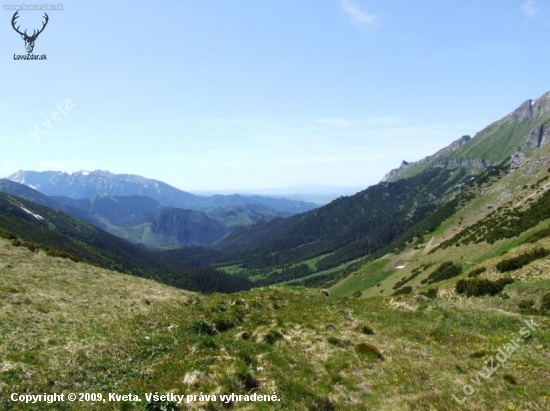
[19,206,44,221]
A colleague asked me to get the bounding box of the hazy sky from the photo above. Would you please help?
[1,0,549,191]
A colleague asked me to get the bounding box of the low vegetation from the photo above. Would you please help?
[437,183,550,249]
[421,261,462,285]
[467,266,486,278]
[455,277,514,297]
[2,92,550,411]
[391,286,412,296]
[2,238,550,410]
[495,247,550,273]
[1,228,79,262]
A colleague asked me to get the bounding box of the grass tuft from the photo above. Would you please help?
[354,324,375,335]
[503,373,518,385]
[355,343,384,360]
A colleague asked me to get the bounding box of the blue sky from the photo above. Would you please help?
[1,0,549,192]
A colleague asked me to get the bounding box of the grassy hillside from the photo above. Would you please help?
[3,97,550,410]
[331,139,550,302]
[1,238,549,410]
[216,167,469,277]
[456,115,550,162]
[0,192,252,294]
[385,91,550,182]
[216,90,550,282]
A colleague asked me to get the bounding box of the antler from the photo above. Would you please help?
[30,13,49,39]
[11,11,26,37]
[11,11,49,40]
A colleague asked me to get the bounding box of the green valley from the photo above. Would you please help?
[2,91,550,410]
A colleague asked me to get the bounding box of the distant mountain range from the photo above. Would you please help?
[192,184,365,205]
[2,90,550,291]
[3,170,319,247]
[0,178,297,247]
[7,170,318,213]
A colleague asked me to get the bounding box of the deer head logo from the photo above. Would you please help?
[11,11,49,53]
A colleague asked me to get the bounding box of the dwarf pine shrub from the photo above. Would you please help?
[420,287,438,298]
[455,277,514,297]
[425,262,462,284]
[496,247,550,272]
[392,286,412,296]
[468,266,487,278]
[355,324,375,335]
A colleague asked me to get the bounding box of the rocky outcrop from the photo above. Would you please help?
[431,135,472,157]
[510,150,527,170]
[531,91,550,119]
[509,99,534,122]
[525,124,550,150]
[430,158,489,170]
[381,161,411,182]
[381,135,475,182]
[498,91,550,125]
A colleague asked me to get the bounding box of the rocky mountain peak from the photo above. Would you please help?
[531,91,550,119]
[506,91,550,123]
[510,99,533,122]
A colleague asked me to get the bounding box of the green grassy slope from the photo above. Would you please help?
[0,192,253,293]
[1,239,549,410]
[386,91,550,182]
[331,141,550,302]
[456,115,550,163]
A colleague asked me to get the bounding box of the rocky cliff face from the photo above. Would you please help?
[430,158,489,170]
[381,135,474,182]
[525,124,550,150]
[514,93,550,152]
[533,91,550,118]
[381,161,411,182]
[505,91,550,123]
